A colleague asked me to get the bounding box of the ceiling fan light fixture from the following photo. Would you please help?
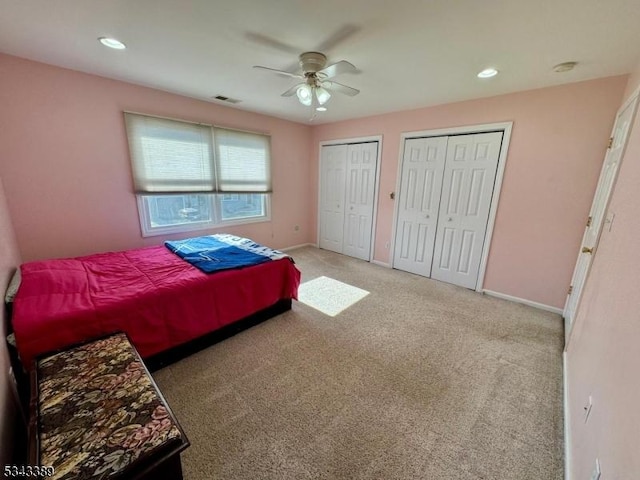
[296,84,313,106]
[315,87,331,105]
[259,50,360,109]
[316,106,327,112]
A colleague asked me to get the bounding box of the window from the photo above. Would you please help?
[125,113,271,236]
[220,193,265,221]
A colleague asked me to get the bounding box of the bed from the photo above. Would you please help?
[10,235,301,367]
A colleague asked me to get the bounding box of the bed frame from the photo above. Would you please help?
[144,298,292,371]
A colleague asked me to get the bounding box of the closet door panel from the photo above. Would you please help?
[393,136,448,276]
[343,142,378,260]
[432,132,502,288]
[319,144,348,253]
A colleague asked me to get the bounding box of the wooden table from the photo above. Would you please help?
[29,333,189,480]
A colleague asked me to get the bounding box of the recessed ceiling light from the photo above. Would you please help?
[477,68,498,78]
[316,107,327,112]
[98,37,126,50]
[553,61,578,73]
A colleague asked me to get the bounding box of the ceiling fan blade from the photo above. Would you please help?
[245,32,300,55]
[281,83,304,97]
[315,24,360,53]
[253,65,303,79]
[322,81,360,97]
[318,60,357,79]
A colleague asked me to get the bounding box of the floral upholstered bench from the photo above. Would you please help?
[28,333,189,480]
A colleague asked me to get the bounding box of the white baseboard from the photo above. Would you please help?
[371,260,391,268]
[563,351,571,480]
[280,243,315,252]
[482,289,564,315]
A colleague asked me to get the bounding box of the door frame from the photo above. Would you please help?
[317,135,383,262]
[563,87,640,348]
[390,122,513,291]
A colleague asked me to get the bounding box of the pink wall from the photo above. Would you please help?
[0,178,21,466]
[311,76,627,308]
[0,52,628,311]
[566,66,640,478]
[623,61,640,100]
[0,53,313,261]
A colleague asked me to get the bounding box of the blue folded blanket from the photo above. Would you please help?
[165,235,272,273]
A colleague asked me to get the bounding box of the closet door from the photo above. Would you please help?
[319,144,348,253]
[393,137,448,276]
[431,132,503,288]
[343,142,379,260]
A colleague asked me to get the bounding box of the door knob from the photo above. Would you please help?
[582,246,593,254]
[424,214,430,219]
[447,217,453,222]
[350,206,354,210]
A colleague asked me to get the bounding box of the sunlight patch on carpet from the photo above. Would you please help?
[298,276,369,317]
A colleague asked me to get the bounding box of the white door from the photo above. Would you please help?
[343,142,379,260]
[319,144,347,253]
[393,136,448,276]
[431,132,503,289]
[563,93,639,340]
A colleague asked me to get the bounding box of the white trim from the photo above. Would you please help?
[399,122,511,139]
[475,125,512,291]
[317,135,383,263]
[482,289,564,315]
[563,351,571,480]
[390,122,513,292]
[371,260,392,268]
[389,136,407,271]
[319,135,383,146]
[280,243,315,252]
[316,143,323,256]
[370,138,383,262]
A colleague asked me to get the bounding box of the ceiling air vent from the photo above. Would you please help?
[213,95,241,104]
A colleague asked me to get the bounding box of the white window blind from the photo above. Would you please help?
[125,113,215,193]
[125,113,271,194]
[215,128,272,193]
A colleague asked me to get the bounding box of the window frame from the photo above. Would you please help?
[136,193,271,237]
[124,111,272,238]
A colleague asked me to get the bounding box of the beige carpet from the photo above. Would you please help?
[153,246,564,479]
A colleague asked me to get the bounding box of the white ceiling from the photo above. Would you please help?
[1,0,639,125]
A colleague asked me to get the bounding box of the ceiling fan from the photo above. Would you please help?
[253,51,360,110]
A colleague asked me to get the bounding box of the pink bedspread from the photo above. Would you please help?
[12,245,300,366]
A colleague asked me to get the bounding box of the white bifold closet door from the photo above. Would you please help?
[319,144,347,253]
[343,142,378,260]
[394,132,502,289]
[393,136,448,276]
[431,132,503,288]
[319,142,378,261]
